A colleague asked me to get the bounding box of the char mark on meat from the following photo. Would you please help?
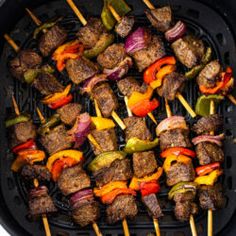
[58,165,91,196]
[115,16,135,38]
[9,49,42,82]
[106,195,138,224]
[89,128,117,155]
[145,6,172,32]
[39,25,67,57]
[192,114,223,135]
[94,158,132,187]
[92,83,118,118]
[123,117,152,142]
[156,72,186,100]
[195,142,224,165]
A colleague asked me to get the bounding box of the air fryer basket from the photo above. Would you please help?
[0,0,236,235]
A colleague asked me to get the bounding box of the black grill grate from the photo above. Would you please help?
[0,0,236,235]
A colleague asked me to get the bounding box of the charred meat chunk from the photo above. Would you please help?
[156,72,186,100]
[123,117,152,142]
[72,201,100,227]
[9,49,42,82]
[117,76,147,97]
[92,83,118,118]
[89,128,117,155]
[21,164,51,182]
[171,35,205,68]
[39,124,72,155]
[94,159,133,187]
[29,186,57,217]
[97,43,126,69]
[58,165,91,196]
[142,193,163,219]
[57,103,82,126]
[198,184,224,210]
[197,60,221,88]
[166,161,195,186]
[133,151,157,178]
[66,57,99,84]
[39,25,67,57]
[32,72,64,96]
[115,16,135,38]
[192,114,222,135]
[77,18,106,49]
[10,121,36,148]
[159,128,191,151]
[145,6,172,32]
[106,195,138,224]
[195,142,224,165]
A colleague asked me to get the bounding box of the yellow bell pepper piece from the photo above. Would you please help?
[91,117,115,130]
[129,167,163,191]
[194,169,223,186]
[47,149,83,171]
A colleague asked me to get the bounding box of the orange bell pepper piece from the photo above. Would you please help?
[160,147,196,158]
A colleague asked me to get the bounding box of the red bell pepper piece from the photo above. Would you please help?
[143,56,176,84]
[130,98,159,117]
[140,181,161,196]
[196,162,221,176]
[160,147,196,158]
[12,139,36,154]
[48,94,73,109]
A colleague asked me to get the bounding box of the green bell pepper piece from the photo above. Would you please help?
[195,95,224,117]
[201,47,212,64]
[84,33,114,59]
[38,114,61,135]
[124,137,159,154]
[88,151,127,173]
[5,114,31,128]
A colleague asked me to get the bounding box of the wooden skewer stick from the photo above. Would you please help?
[122,218,130,236]
[227,94,236,105]
[165,98,172,118]
[25,8,42,26]
[153,218,161,236]
[142,0,155,10]
[108,4,122,22]
[92,222,103,236]
[94,99,102,118]
[4,34,20,52]
[124,96,132,117]
[111,111,126,130]
[11,97,51,236]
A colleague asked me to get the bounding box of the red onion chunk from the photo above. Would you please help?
[82,74,107,94]
[125,27,148,54]
[156,116,188,136]
[70,188,94,208]
[192,134,224,146]
[165,21,186,42]
[29,186,48,199]
[103,57,133,81]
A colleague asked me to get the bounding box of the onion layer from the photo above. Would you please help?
[70,189,94,209]
[165,21,186,42]
[29,186,48,199]
[192,134,224,146]
[82,74,107,94]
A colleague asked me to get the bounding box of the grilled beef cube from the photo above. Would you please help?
[197,60,221,88]
[195,142,224,165]
[133,151,157,178]
[166,161,195,186]
[198,184,224,210]
[40,124,72,155]
[66,57,99,84]
[29,186,57,217]
[123,117,152,142]
[145,6,172,32]
[156,72,186,100]
[171,35,205,68]
[77,18,106,49]
[58,165,91,196]
[72,201,100,227]
[57,103,82,126]
[117,76,147,97]
[92,83,118,117]
[192,114,222,135]
[39,25,67,57]
[115,16,135,38]
[159,128,191,151]
[142,193,163,219]
[97,43,126,69]
[132,35,165,72]
[10,121,36,148]
[21,164,51,182]
[32,72,64,96]
[106,195,138,224]
[9,49,42,82]
[89,128,117,155]
[94,159,132,187]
